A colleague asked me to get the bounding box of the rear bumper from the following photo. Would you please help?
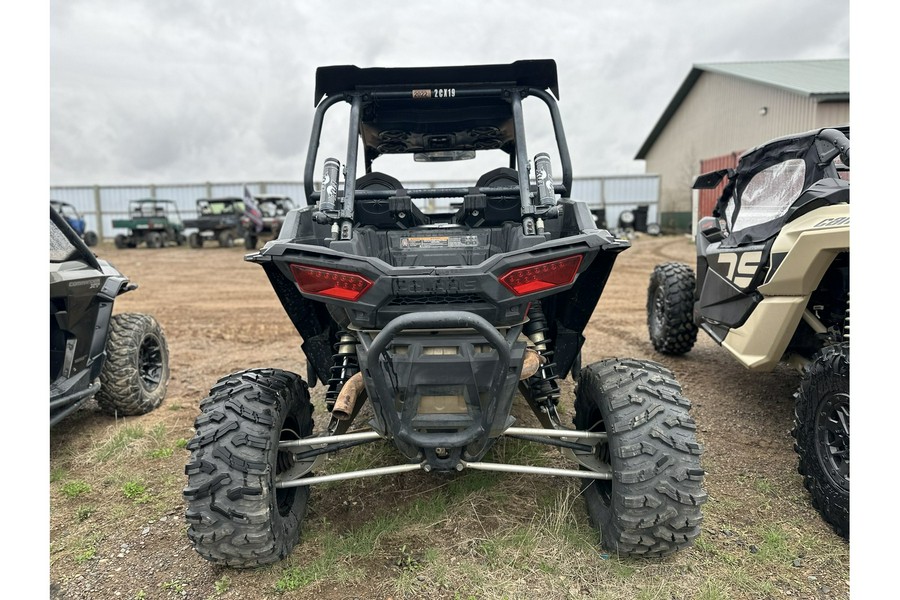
[355,311,526,468]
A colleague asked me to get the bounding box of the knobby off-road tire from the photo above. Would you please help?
[184,368,314,568]
[146,232,163,248]
[114,234,128,249]
[243,233,258,250]
[96,313,169,416]
[189,232,203,248]
[218,230,235,248]
[83,231,98,247]
[574,358,707,557]
[792,344,849,539]
[647,262,698,355]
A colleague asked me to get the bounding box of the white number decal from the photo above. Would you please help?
[718,251,762,288]
[432,88,456,98]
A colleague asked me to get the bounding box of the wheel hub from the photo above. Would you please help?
[651,286,666,334]
[815,391,849,492]
[138,335,163,391]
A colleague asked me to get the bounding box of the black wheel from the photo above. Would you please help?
[95,313,169,416]
[189,232,203,248]
[647,262,698,355]
[793,344,849,538]
[243,233,258,250]
[114,234,128,249]
[218,230,235,248]
[146,232,163,248]
[184,369,314,568]
[83,231,98,246]
[573,358,707,557]
[176,232,187,246]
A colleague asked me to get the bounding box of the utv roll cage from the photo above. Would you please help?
[302,60,573,238]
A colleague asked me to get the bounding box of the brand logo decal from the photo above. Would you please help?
[814,217,850,228]
[68,278,101,289]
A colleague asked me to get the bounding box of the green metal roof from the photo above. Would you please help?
[696,59,848,98]
[635,59,849,159]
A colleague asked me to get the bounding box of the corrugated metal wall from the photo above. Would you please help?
[51,175,660,240]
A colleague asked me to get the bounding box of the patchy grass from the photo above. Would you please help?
[122,480,151,504]
[94,424,146,461]
[60,480,91,499]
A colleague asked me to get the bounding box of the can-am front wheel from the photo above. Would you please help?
[793,344,849,539]
[573,358,707,556]
[184,368,314,568]
[96,313,169,416]
[647,262,698,355]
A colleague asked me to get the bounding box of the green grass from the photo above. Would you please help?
[74,547,96,563]
[122,480,151,504]
[94,425,146,461]
[752,525,795,564]
[161,579,187,594]
[60,481,91,498]
[73,532,104,564]
[214,576,231,594]
[147,447,173,459]
[697,579,730,600]
[76,505,95,522]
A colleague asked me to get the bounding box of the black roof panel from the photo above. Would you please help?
[314,59,559,105]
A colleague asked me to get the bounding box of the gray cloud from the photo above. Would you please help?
[50,0,849,186]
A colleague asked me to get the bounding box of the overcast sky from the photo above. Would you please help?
[49,0,849,187]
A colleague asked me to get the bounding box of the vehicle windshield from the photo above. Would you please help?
[49,216,80,263]
[726,159,807,231]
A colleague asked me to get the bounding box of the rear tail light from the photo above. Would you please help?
[290,264,374,301]
[499,254,583,296]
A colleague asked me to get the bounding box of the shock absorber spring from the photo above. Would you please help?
[523,303,561,407]
[325,330,360,412]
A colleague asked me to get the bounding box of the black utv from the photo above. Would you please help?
[184,60,707,568]
[50,206,170,426]
[183,197,250,249]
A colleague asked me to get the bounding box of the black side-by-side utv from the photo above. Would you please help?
[184,60,707,567]
[50,206,170,426]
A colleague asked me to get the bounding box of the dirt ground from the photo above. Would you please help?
[49,234,849,599]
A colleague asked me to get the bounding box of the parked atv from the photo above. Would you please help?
[112,199,186,249]
[183,60,707,568]
[51,200,98,246]
[240,194,296,249]
[646,126,849,537]
[50,205,170,426]
[183,197,251,248]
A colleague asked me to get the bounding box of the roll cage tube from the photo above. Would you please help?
[303,86,574,208]
[816,128,850,167]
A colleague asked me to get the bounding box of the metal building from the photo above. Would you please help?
[634,59,849,233]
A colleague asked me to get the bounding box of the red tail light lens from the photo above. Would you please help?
[499,255,583,296]
[290,264,374,301]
